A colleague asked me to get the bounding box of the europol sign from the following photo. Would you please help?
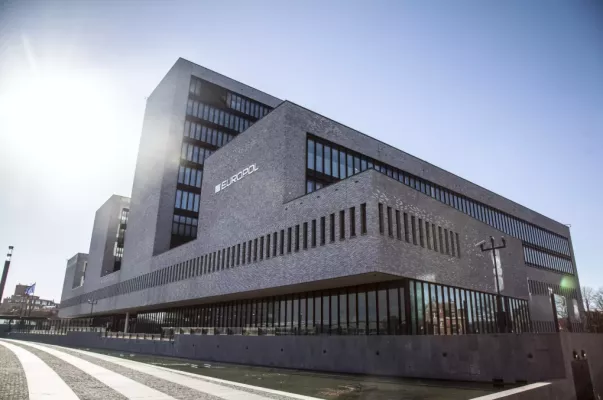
[214,164,259,194]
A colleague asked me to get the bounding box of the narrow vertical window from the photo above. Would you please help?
[339,210,345,240]
[378,203,384,235]
[280,229,285,255]
[411,216,417,245]
[320,217,326,245]
[432,223,438,252]
[287,227,292,253]
[248,240,252,263]
[316,142,323,173]
[303,222,308,249]
[360,203,367,234]
[241,243,246,265]
[237,244,241,265]
[265,235,270,259]
[387,206,393,237]
[273,232,277,257]
[444,229,450,255]
[254,238,258,261]
[311,220,317,247]
[418,219,425,247]
[438,227,444,254]
[259,236,264,260]
[350,207,356,237]
[404,212,410,242]
[449,231,455,257]
[426,223,432,250]
[307,139,315,170]
[330,213,336,242]
[395,210,401,240]
[295,225,300,252]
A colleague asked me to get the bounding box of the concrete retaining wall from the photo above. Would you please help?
[5,331,569,383]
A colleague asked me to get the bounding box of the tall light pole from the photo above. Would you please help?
[87,298,97,327]
[479,236,507,333]
[0,246,14,302]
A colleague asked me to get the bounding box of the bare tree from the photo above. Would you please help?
[582,286,597,312]
[594,288,603,312]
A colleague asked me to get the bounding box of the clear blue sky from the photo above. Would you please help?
[0,0,601,301]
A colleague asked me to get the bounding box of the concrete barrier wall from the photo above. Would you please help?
[5,332,568,384]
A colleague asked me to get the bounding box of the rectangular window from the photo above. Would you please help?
[395,210,401,240]
[339,150,346,179]
[403,212,410,242]
[273,232,277,257]
[320,217,326,245]
[350,207,356,237]
[248,241,252,264]
[259,236,264,260]
[303,222,308,249]
[360,203,367,234]
[307,139,315,170]
[347,153,354,177]
[280,229,285,255]
[411,216,417,245]
[295,225,300,252]
[449,231,456,257]
[236,244,241,265]
[378,203,384,235]
[331,149,339,178]
[324,145,331,175]
[265,235,270,259]
[253,238,258,262]
[339,210,345,240]
[418,219,425,247]
[444,229,450,255]
[387,206,393,237]
[287,227,292,253]
[438,227,444,254]
[426,223,432,250]
[316,142,323,173]
[330,213,336,242]
[311,220,317,247]
[241,243,246,265]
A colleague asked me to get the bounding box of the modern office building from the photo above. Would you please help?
[59,57,582,342]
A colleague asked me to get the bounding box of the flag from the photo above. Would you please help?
[24,283,35,296]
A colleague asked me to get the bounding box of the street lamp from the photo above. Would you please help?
[87,299,97,327]
[479,236,507,333]
[0,246,14,302]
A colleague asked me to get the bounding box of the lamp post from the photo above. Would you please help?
[0,246,14,302]
[87,299,97,327]
[479,236,507,333]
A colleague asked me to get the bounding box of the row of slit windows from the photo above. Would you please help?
[226,92,271,120]
[129,279,529,335]
[186,99,252,133]
[181,143,214,165]
[306,136,571,259]
[378,203,461,258]
[523,245,574,275]
[527,279,578,300]
[188,77,272,121]
[174,190,200,212]
[177,166,203,188]
[172,215,198,238]
[184,120,234,148]
[62,204,368,308]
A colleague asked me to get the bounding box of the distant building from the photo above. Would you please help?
[0,284,59,317]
